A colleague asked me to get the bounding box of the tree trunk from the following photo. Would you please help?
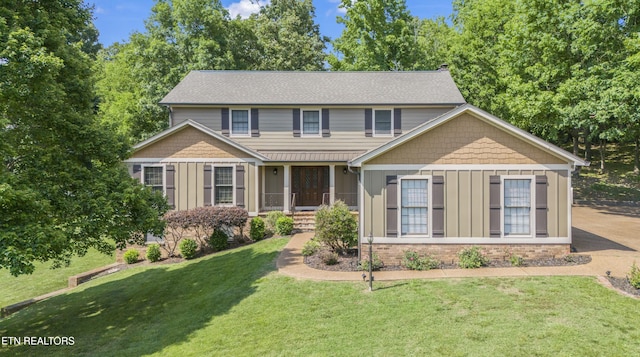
[572,129,579,156]
[635,137,639,175]
[599,139,606,172]
[584,129,592,162]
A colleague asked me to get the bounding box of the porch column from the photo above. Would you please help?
[283,164,291,213]
[329,164,335,205]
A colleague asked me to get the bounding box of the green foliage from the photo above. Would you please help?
[250,217,266,241]
[275,216,294,236]
[359,253,384,271]
[208,229,229,252]
[510,255,524,267]
[179,239,198,260]
[319,251,339,265]
[123,250,140,264]
[146,244,162,263]
[301,239,321,257]
[402,250,439,271]
[457,246,489,269]
[265,211,286,235]
[314,201,357,253]
[0,0,168,276]
[629,262,640,289]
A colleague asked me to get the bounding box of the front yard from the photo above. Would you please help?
[1,238,638,356]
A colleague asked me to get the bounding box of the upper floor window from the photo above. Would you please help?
[374,109,392,136]
[503,178,532,236]
[302,110,320,136]
[231,109,250,136]
[214,166,234,205]
[400,178,429,235]
[143,166,164,193]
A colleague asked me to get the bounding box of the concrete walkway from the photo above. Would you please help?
[277,205,640,281]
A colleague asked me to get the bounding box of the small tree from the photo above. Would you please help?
[314,200,357,253]
[162,210,191,257]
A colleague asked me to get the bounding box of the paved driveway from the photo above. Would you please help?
[572,205,640,277]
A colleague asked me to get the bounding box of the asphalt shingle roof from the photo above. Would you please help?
[160,70,466,106]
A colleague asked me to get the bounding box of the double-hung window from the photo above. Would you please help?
[374,109,392,136]
[400,178,429,235]
[302,110,320,136]
[503,178,533,236]
[214,167,234,205]
[143,166,164,193]
[231,109,250,136]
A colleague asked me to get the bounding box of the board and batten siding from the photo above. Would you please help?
[129,161,257,214]
[362,169,569,239]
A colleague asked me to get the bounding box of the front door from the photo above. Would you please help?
[291,166,329,207]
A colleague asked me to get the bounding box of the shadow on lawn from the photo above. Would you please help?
[0,242,282,356]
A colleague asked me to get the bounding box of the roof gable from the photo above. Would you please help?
[349,104,589,167]
[160,70,466,106]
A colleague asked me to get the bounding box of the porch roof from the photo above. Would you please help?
[260,150,365,162]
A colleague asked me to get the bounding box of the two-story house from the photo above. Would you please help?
[126,70,588,263]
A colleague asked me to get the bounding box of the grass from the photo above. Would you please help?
[573,143,640,202]
[0,249,114,308]
[1,238,639,356]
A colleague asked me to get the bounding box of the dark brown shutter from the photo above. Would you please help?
[535,175,548,237]
[293,109,301,137]
[166,165,176,209]
[132,165,141,181]
[322,109,330,137]
[365,109,373,137]
[394,108,402,136]
[235,165,245,208]
[489,175,501,237]
[386,176,398,237]
[221,108,230,136]
[203,165,212,206]
[251,108,259,137]
[432,176,445,237]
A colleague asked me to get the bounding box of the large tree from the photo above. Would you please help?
[0,0,167,276]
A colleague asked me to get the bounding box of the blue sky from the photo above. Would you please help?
[89,0,454,47]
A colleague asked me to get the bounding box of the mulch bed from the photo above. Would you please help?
[606,276,640,297]
[304,247,592,272]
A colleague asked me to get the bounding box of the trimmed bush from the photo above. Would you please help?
[320,251,339,265]
[458,246,489,269]
[301,239,321,256]
[402,250,439,270]
[265,211,286,235]
[146,243,162,262]
[359,253,384,271]
[315,200,357,253]
[629,262,640,289]
[208,228,229,252]
[275,216,294,236]
[250,217,266,241]
[123,249,140,264]
[179,238,198,259]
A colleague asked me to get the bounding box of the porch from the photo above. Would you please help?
[260,164,358,213]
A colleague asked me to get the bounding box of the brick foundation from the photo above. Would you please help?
[364,243,570,266]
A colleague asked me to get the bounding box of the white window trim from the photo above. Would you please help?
[141,165,166,194]
[501,175,536,238]
[397,175,432,238]
[373,108,394,137]
[230,108,251,137]
[300,108,322,137]
[212,165,236,206]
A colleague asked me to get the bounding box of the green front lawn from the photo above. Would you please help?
[1,238,638,356]
[0,249,114,308]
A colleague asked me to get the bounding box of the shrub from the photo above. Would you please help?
[179,238,198,259]
[457,246,489,269]
[320,251,339,265]
[163,210,191,257]
[629,262,640,289]
[314,201,357,253]
[265,211,286,235]
[123,249,140,264]
[359,253,384,271]
[275,216,294,236]
[208,228,229,252]
[250,217,265,241]
[510,255,524,267]
[190,206,249,247]
[402,250,439,270]
[302,239,321,256]
[146,243,162,262]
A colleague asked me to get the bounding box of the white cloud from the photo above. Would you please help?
[228,0,269,19]
[95,6,106,14]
